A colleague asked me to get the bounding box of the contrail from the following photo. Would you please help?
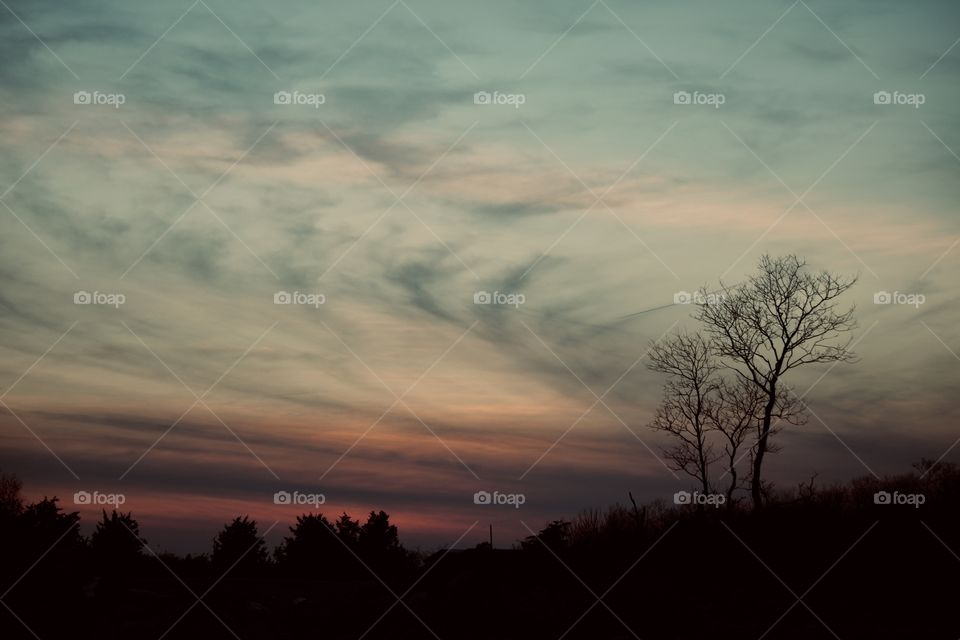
[619,283,740,321]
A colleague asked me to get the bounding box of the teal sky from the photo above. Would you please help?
[1,0,959,551]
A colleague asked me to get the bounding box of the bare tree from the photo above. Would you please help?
[648,337,768,506]
[648,332,720,494]
[708,377,761,506]
[696,254,857,508]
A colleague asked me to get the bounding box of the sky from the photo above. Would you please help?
[1,0,958,553]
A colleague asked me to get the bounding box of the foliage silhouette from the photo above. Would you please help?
[211,515,268,576]
[0,470,23,522]
[275,512,341,576]
[0,463,956,639]
[90,510,146,568]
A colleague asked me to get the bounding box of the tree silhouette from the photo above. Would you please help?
[335,511,361,546]
[275,513,337,576]
[709,376,764,505]
[359,510,401,554]
[647,332,721,495]
[19,497,83,550]
[358,510,410,576]
[696,254,855,508]
[274,510,412,579]
[211,516,268,575]
[0,465,954,638]
[647,333,770,505]
[521,520,571,554]
[90,510,146,572]
[10,497,85,596]
[0,470,23,522]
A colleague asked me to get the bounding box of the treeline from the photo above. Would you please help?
[0,477,415,583]
[1,462,958,639]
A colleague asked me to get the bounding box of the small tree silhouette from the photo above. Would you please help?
[521,520,571,554]
[19,497,83,549]
[358,510,409,576]
[359,510,401,555]
[13,497,85,590]
[0,470,23,522]
[647,333,768,505]
[211,516,268,575]
[710,377,765,505]
[647,332,721,495]
[275,513,337,576]
[335,511,361,546]
[91,510,146,572]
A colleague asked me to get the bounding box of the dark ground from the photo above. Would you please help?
[1,466,957,639]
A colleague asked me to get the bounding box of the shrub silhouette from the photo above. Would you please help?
[334,511,361,546]
[358,509,414,578]
[211,515,268,576]
[0,470,23,523]
[0,464,955,639]
[275,513,340,576]
[17,497,84,556]
[90,510,146,574]
[274,510,414,582]
[521,519,571,554]
[3,495,86,614]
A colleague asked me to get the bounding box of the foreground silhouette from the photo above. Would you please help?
[0,462,957,639]
[649,254,858,510]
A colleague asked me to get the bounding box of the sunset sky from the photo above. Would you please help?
[1,0,958,552]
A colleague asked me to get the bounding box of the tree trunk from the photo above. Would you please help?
[699,445,709,495]
[725,458,737,508]
[752,387,778,509]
